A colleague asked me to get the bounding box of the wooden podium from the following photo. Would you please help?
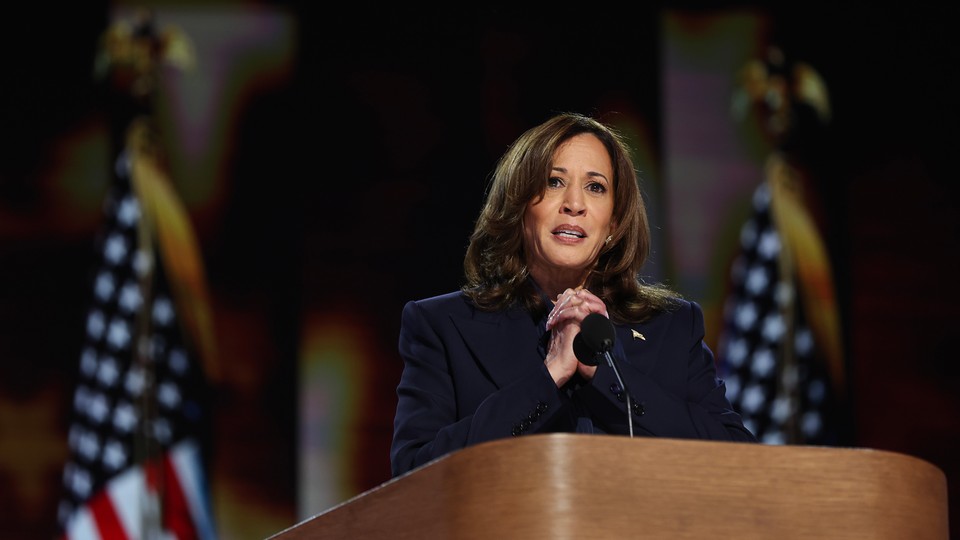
[269,434,949,539]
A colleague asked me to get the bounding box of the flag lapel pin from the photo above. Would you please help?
[632,329,645,340]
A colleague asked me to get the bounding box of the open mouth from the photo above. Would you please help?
[552,227,586,239]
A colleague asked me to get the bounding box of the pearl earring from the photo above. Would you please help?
[605,235,613,244]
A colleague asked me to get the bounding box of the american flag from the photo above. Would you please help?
[716,176,842,446]
[56,147,217,540]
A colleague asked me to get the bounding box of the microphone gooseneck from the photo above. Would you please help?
[573,313,634,437]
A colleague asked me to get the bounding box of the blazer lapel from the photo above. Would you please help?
[450,308,544,389]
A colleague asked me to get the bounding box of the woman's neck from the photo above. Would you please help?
[529,269,587,303]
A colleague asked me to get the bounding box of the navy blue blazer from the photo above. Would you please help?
[391,291,756,476]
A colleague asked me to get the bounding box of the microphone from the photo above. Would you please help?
[573,312,615,366]
[573,313,634,437]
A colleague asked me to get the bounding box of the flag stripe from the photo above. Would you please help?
[64,506,100,540]
[108,463,147,539]
[63,442,213,540]
[172,441,217,540]
[90,488,128,540]
[162,449,198,540]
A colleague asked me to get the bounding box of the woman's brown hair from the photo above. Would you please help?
[462,112,678,323]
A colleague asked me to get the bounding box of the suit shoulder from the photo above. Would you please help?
[644,297,703,329]
[405,291,474,317]
[670,297,701,316]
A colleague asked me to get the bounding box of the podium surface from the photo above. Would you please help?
[271,434,949,539]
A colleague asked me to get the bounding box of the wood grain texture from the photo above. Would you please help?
[270,434,949,539]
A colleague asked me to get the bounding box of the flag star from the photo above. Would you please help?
[739,219,758,250]
[169,348,188,375]
[750,348,776,378]
[150,336,168,360]
[807,379,826,404]
[158,381,181,409]
[133,249,152,277]
[102,439,128,472]
[72,387,87,414]
[68,425,83,451]
[770,395,793,423]
[87,393,110,424]
[69,466,93,498]
[138,335,154,360]
[740,384,766,414]
[752,182,771,210]
[761,313,785,343]
[124,367,145,397]
[802,411,823,437]
[116,196,140,228]
[795,328,814,357]
[745,264,770,296]
[723,374,741,401]
[780,364,799,391]
[86,310,106,341]
[80,348,98,378]
[153,296,174,326]
[113,401,138,433]
[96,356,120,387]
[94,271,116,302]
[761,430,786,445]
[756,229,781,260]
[78,430,101,461]
[774,281,794,307]
[118,281,142,313]
[107,318,131,350]
[103,233,129,265]
[734,302,758,332]
[153,418,172,444]
[729,255,747,283]
[725,337,748,368]
[114,150,132,178]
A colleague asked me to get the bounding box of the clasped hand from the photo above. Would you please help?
[544,288,609,387]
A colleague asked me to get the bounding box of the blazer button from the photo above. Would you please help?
[609,383,622,394]
[511,425,522,436]
[632,401,645,416]
[536,402,548,413]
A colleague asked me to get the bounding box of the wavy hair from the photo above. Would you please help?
[462,112,678,323]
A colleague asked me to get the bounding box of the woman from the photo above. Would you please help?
[391,112,756,477]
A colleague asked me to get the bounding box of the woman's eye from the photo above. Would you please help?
[547,176,563,188]
[587,181,607,194]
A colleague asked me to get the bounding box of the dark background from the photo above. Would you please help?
[1,3,958,538]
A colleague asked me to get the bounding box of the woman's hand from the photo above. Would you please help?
[543,288,609,387]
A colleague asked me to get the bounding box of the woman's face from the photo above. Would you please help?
[523,133,615,288]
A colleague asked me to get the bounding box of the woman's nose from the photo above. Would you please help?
[562,188,586,215]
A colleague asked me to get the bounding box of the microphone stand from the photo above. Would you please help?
[600,344,633,438]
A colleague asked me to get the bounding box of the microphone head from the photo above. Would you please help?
[573,313,616,365]
[573,332,602,366]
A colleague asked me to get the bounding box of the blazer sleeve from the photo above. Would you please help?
[390,300,570,476]
[578,301,757,442]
